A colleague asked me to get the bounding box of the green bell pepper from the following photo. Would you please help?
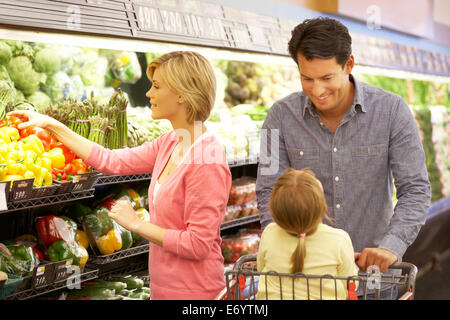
[47,240,81,266]
[68,202,93,223]
[83,206,114,238]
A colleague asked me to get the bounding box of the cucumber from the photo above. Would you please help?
[69,287,115,297]
[114,276,144,290]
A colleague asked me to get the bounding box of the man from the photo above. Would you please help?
[256,17,430,298]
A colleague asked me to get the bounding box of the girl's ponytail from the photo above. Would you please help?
[291,233,306,273]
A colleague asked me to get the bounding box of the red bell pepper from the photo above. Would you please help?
[36,215,75,247]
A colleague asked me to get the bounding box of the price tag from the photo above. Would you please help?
[36,266,46,276]
[0,182,8,212]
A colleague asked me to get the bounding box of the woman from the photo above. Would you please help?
[9,51,232,300]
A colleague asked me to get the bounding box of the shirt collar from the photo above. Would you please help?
[302,74,366,118]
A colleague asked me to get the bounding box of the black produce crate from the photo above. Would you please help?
[8,178,34,202]
[30,184,60,199]
[71,174,100,193]
[52,180,74,194]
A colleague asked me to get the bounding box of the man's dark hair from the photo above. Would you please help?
[288,17,352,68]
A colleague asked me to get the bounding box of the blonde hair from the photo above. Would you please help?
[269,168,329,273]
[146,51,216,123]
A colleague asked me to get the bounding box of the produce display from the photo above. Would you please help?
[0,114,91,187]
[41,275,150,300]
[0,40,142,110]
[127,106,172,147]
[358,73,450,203]
[221,229,260,264]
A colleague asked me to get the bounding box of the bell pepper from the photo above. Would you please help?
[45,148,65,169]
[0,126,20,144]
[52,142,76,164]
[29,127,55,152]
[83,207,114,238]
[23,170,35,181]
[47,240,86,267]
[96,229,122,255]
[6,243,38,273]
[6,159,27,176]
[36,215,75,247]
[40,156,52,172]
[69,202,93,223]
[70,158,88,175]
[24,150,42,174]
[76,230,89,250]
[0,163,7,179]
[117,224,132,250]
[22,134,45,157]
[0,140,8,158]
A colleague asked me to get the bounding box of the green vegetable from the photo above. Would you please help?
[47,240,82,266]
[0,42,12,65]
[69,286,115,298]
[114,276,144,290]
[83,206,114,238]
[117,224,133,250]
[26,91,51,112]
[33,48,61,75]
[68,202,93,223]
[7,56,41,96]
[0,80,15,118]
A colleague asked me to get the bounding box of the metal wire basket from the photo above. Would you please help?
[217,253,417,300]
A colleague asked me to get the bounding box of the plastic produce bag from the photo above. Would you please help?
[110,52,142,84]
[82,206,131,255]
[228,176,256,205]
[220,230,260,264]
[0,243,39,275]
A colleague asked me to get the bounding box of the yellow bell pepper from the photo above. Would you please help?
[0,127,20,144]
[0,141,8,159]
[44,148,65,169]
[43,168,52,186]
[33,167,51,187]
[6,159,27,175]
[24,150,42,174]
[77,245,89,269]
[96,229,122,255]
[76,230,89,250]
[23,170,35,180]
[0,163,7,179]
[40,157,52,172]
[22,135,44,157]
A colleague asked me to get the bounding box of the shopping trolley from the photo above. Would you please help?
[216,253,417,300]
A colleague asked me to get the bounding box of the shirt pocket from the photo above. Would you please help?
[287,146,320,170]
[351,144,388,184]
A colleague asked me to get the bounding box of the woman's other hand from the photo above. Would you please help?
[109,199,142,232]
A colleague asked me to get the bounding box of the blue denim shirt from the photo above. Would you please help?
[256,75,431,260]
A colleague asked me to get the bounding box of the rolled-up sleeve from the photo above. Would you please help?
[162,163,231,260]
[256,102,291,230]
[380,98,431,259]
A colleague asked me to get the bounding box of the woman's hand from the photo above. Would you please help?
[7,110,60,130]
[109,199,142,232]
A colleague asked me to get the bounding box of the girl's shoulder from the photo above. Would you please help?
[315,223,351,241]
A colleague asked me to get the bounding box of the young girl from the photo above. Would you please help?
[256,168,358,300]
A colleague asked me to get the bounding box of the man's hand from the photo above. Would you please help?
[354,248,397,273]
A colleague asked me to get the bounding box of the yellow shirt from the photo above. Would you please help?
[256,223,359,300]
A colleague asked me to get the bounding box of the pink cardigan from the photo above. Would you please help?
[85,130,231,299]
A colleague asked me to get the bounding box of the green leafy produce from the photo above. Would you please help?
[0,42,12,65]
[26,91,51,112]
[7,56,41,96]
[33,48,61,75]
[0,80,16,116]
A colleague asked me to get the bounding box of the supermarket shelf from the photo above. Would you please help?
[87,243,150,265]
[94,173,152,186]
[1,189,96,214]
[220,215,260,230]
[1,267,99,300]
